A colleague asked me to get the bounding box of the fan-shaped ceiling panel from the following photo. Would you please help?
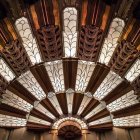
[0,0,139,131]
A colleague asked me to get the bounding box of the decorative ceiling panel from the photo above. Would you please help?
[28,115,51,126]
[109,40,139,76]
[77,94,92,115]
[93,71,123,100]
[17,71,46,101]
[0,114,27,127]
[66,89,74,114]
[45,60,64,92]
[84,103,106,120]
[47,92,63,115]
[99,18,125,65]
[113,114,140,127]
[78,25,103,62]
[125,59,140,82]
[1,90,33,112]
[15,17,42,64]
[0,58,15,82]
[88,116,112,126]
[37,25,63,61]
[107,90,139,112]
[2,40,31,75]
[75,60,95,92]
[35,103,56,120]
[63,7,78,57]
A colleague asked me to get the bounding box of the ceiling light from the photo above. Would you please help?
[15,17,42,64]
[99,18,125,65]
[17,71,46,101]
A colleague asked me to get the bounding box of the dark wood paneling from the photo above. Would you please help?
[85,63,110,93]
[81,98,99,117]
[41,98,59,117]
[0,103,26,118]
[72,93,84,115]
[113,103,140,118]
[27,122,50,129]
[30,109,53,122]
[89,122,113,129]
[87,109,110,123]
[103,80,133,105]
[63,58,78,90]
[30,64,55,94]
[56,93,68,115]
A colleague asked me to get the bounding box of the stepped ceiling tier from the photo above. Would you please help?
[0,0,140,134]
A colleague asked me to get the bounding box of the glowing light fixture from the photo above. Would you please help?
[99,18,125,65]
[15,17,42,64]
[63,8,78,57]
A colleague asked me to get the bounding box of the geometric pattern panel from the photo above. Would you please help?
[63,7,78,57]
[125,59,140,82]
[45,60,64,93]
[17,71,46,101]
[0,58,15,82]
[2,40,31,75]
[113,114,140,127]
[75,60,95,92]
[0,114,27,127]
[78,25,103,62]
[1,90,33,112]
[99,18,125,65]
[15,17,42,64]
[107,90,139,112]
[109,40,139,76]
[93,71,123,100]
[37,25,63,61]
[88,116,112,126]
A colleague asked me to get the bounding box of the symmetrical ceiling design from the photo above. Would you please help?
[0,0,140,133]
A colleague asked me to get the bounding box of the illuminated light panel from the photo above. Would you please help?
[125,59,140,82]
[0,58,15,82]
[17,71,46,101]
[88,116,112,126]
[52,117,87,129]
[66,89,74,114]
[93,71,123,100]
[99,18,125,65]
[75,60,95,92]
[45,60,64,92]
[15,17,41,64]
[77,94,92,115]
[35,103,55,120]
[107,90,139,112]
[63,7,78,57]
[0,114,27,127]
[84,103,106,120]
[47,92,63,115]
[28,115,51,126]
[1,90,33,112]
[113,114,140,127]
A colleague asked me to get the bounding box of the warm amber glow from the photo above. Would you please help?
[101,5,110,30]
[81,0,88,25]
[123,18,136,40]
[4,18,17,40]
[52,0,60,26]
[30,5,40,29]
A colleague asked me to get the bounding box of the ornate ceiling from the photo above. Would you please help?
[0,0,140,133]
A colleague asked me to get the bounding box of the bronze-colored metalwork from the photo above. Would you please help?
[37,25,63,61]
[78,25,103,62]
[2,40,31,75]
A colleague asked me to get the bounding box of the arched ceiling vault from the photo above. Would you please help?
[0,0,139,131]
